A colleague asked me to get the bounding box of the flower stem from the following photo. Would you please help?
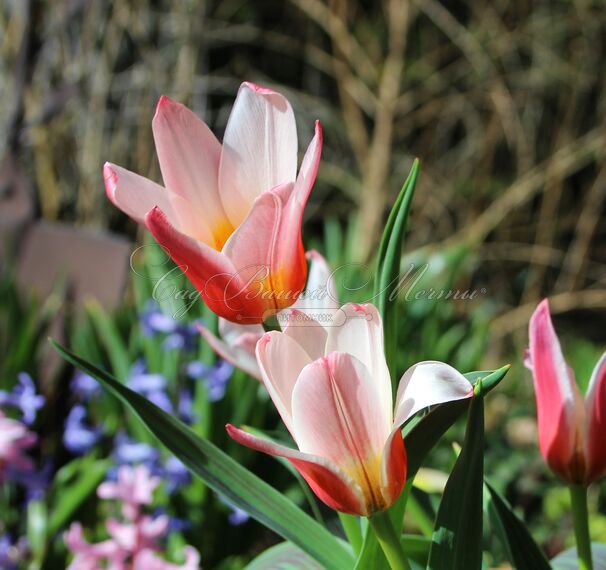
[369,510,411,570]
[569,484,593,570]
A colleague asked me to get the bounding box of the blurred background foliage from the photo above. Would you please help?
[1,0,606,567]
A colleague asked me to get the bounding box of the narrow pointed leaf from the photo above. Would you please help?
[374,159,420,384]
[50,340,354,570]
[428,392,485,570]
[485,481,551,570]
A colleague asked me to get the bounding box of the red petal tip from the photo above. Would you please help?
[154,95,178,120]
[242,81,275,95]
[102,163,118,195]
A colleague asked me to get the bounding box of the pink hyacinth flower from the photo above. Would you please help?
[133,547,201,570]
[527,299,606,484]
[97,464,161,519]
[198,250,338,380]
[65,465,200,569]
[104,82,322,324]
[0,411,36,482]
[227,303,473,516]
[64,523,124,570]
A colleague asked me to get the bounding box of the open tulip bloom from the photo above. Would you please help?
[227,303,474,517]
[104,82,322,324]
[527,299,606,486]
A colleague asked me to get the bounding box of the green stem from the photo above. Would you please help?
[569,484,593,570]
[369,510,412,570]
[339,513,363,555]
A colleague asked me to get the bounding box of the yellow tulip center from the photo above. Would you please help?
[211,219,236,251]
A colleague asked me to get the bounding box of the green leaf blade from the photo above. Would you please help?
[374,159,420,386]
[485,481,551,570]
[428,394,485,570]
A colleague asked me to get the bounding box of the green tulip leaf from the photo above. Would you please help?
[485,481,551,570]
[428,392,485,570]
[374,159,420,385]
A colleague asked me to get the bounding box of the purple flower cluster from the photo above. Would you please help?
[139,301,199,351]
[63,405,103,455]
[128,360,174,414]
[0,535,28,570]
[0,373,44,426]
[63,370,104,456]
[187,360,234,402]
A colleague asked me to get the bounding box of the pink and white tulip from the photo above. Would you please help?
[104,83,322,324]
[198,250,339,380]
[526,299,606,485]
[227,303,474,516]
[0,410,36,482]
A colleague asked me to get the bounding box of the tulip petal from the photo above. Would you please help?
[152,96,233,249]
[291,250,339,313]
[585,350,606,483]
[145,206,265,323]
[325,303,392,423]
[292,120,323,209]
[281,309,327,361]
[103,163,214,244]
[291,352,392,512]
[256,331,313,436]
[380,427,407,506]
[222,183,306,314]
[393,361,473,426]
[197,320,263,380]
[219,83,298,227]
[271,122,322,290]
[226,424,366,515]
[528,299,582,479]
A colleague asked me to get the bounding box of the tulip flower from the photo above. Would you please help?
[104,83,322,324]
[198,250,339,380]
[227,303,473,516]
[526,299,606,485]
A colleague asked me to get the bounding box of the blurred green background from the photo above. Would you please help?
[1,0,605,568]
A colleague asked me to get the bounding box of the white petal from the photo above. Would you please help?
[394,361,473,426]
[256,331,312,436]
[219,83,297,227]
